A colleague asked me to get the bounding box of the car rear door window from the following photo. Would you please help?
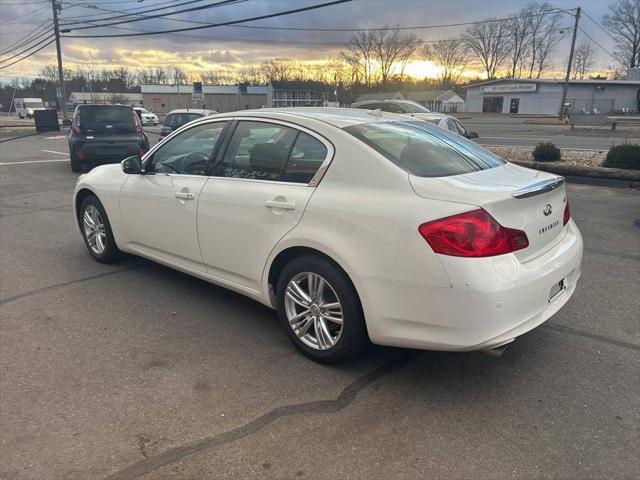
[281,132,328,184]
[148,122,226,175]
[214,121,298,181]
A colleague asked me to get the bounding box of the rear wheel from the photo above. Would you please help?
[79,195,120,263]
[276,255,368,363]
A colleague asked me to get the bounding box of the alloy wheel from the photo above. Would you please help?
[83,205,107,255]
[284,272,344,350]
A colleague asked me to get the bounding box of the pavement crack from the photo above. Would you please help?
[102,352,418,480]
[586,247,640,262]
[0,266,141,306]
[136,436,150,459]
[543,322,640,352]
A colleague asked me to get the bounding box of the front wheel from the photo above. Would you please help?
[276,255,369,363]
[79,195,120,263]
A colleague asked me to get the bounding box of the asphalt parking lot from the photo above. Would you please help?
[1,133,639,480]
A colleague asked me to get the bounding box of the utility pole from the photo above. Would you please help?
[51,0,67,122]
[559,6,581,117]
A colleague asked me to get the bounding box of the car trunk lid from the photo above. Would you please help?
[410,163,568,259]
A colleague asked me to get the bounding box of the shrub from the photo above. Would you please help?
[604,144,640,170]
[532,142,561,162]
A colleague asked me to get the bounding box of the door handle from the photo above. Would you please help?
[175,191,195,200]
[265,200,295,210]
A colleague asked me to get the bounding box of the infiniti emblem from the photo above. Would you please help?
[543,204,553,216]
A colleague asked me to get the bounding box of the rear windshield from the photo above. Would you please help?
[344,121,504,178]
[164,113,203,128]
[79,105,135,127]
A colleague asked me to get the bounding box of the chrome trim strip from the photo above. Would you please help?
[512,177,565,199]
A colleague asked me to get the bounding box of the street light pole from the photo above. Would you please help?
[51,0,67,121]
[559,7,581,117]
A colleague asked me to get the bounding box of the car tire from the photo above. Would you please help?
[276,255,369,363]
[70,153,83,173]
[79,195,121,263]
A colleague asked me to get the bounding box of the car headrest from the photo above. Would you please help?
[249,143,287,174]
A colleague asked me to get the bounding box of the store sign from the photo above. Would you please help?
[480,83,537,94]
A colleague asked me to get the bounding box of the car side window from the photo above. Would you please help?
[281,132,328,183]
[214,121,297,181]
[446,118,459,133]
[147,122,226,175]
[453,119,468,136]
[380,103,404,114]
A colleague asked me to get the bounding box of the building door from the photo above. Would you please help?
[510,98,520,113]
[482,96,503,113]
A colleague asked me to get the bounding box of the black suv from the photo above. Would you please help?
[68,104,149,172]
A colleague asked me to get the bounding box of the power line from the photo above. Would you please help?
[0,34,55,64]
[0,38,55,70]
[581,10,618,43]
[63,0,353,38]
[59,0,192,21]
[0,20,53,56]
[60,0,229,27]
[578,25,616,59]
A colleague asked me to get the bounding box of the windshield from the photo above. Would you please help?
[344,121,503,178]
[164,113,203,128]
[399,102,431,113]
[25,101,43,108]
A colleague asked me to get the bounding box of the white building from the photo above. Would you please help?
[464,79,640,115]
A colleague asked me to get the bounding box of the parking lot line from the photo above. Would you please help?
[41,149,69,156]
[0,159,69,166]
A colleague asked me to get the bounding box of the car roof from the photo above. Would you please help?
[352,99,423,106]
[216,107,409,128]
[167,109,211,115]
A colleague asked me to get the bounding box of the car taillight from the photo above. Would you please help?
[135,124,142,133]
[76,150,85,160]
[418,209,529,257]
[138,150,146,158]
[563,198,570,226]
[73,111,81,134]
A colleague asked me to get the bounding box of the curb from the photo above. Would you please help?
[512,160,640,189]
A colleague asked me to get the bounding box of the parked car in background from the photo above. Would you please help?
[13,98,45,119]
[133,107,159,126]
[73,108,582,363]
[160,108,217,137]
[351,99,479,139]
[68,104,149,173]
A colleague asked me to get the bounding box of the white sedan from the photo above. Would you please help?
[133,107,159,126]
[73,108,583,363]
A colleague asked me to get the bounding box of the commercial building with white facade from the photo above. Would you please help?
[465,79,640,115]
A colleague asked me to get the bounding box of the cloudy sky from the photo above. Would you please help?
[0,0,617,81]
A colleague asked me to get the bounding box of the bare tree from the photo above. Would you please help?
[370,27,421,87]
[167,65,189,85]
[464,19,511,79]
[423,39,470,85]
[572,42,597,79]
[341,31,378,87]
[506,13,534,78]
[39,66,59,83]
[237,65,265,85]
[603,0,640,69]
[112,67,135,90]
[521,2,567,78]
[260,58,294,82]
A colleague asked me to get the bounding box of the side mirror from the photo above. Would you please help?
[121,156,142,174]
[467,131,479,139]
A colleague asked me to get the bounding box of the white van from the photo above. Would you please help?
[14,98,45,119]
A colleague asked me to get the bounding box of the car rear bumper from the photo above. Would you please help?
[70,141,144,163]
[361,220,583,351]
